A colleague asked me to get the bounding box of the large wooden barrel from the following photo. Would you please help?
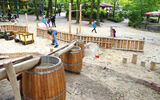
[22,56,66,100]
[76,40,84,57]
[61,46,82,73]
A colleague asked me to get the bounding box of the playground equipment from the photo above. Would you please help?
[14,31,34,45]
[4,31,14,40]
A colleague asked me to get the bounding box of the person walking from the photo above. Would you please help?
[47,29,59,48]
[51,15,56,27]
[47,18,51,27]
[92,21,97,33]
[7,10,12,21]
[58,8,61,16]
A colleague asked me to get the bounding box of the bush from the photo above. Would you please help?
[19,8,27,14]
[92,9,97,19]
[128,10,143,27]
[108,16,124,22]
[86,9,91,18]
[27,8,35,15]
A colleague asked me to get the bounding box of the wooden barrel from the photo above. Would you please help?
[76,40,84,57]
[61,46,82,73]
[22,56,66,100]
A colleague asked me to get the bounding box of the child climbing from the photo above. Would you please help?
[47,29,59,48]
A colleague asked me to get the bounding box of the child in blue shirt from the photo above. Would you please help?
[92,21,97,33]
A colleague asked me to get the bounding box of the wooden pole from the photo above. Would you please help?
[4,62,21,100]
[76,28,78,35]
[0,57,40,80]
[141,61,145,67]
[79,4,82,33]
[69,3,71,34]
[122,58,127,64]
[110,26,113,37]
[132,54,137,64]
[54,40,77,57]
[25,13,28,32]
[150,61,156,70]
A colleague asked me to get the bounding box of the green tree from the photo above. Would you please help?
[96,0,100,26]
[89,0,95,24]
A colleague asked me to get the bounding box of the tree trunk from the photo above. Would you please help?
[71,0,74,6]
[2,0,6,14]
[89,0,94,24]
[113,0,116,18]
[54,0,57,15]
[50,0,53,15]
[47,0,51,17]
[34,0,39,20]
[96,0,100,26]
[76,0,79,23]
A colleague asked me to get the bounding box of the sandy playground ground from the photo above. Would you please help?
[0,14,160,100]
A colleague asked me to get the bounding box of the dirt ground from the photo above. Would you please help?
[0,14,160,100]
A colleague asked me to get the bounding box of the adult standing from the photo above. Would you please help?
[47,29,59,48]
[51,14,56,27]
[58,8,61,16]
[7,10,12,21]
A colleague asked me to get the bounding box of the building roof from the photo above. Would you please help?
[100,3,112,7]
[145,11,160,15]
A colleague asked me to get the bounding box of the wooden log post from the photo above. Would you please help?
[69,3,71,34]
[122,58,127,64]
[76,28,78,35]
[141,61,145,67]
[4,62,21,100]
[110,26,113,37]
[50,48,53,53]
[150,61,156,70]
[25,13,28,32]
[132,54,137,64]
[79,4,82,33]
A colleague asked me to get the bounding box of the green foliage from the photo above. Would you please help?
[27,8,35,15]
[125,0,160,27]
[19,8,27,14]
[100,9,106,22]
[108,16,124,22]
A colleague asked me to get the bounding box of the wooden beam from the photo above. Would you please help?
[0,57,40,80]
[54,40,77,57]
[0,55,33,69]
[4,62,21,100]
[48,44,69,55]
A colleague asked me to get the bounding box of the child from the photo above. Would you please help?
[42,17,47,27]
[112,29,116,37]
[92,21,97,33]
[47,29,59,48]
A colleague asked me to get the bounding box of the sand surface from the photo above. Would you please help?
[0,14,160,100]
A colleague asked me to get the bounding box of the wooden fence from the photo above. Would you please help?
[0,25,27,32]
[37,28,145,52]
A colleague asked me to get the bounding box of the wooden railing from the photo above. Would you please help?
[0,25,27,32]
[37,28,145,52]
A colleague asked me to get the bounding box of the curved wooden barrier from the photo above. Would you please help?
[37,27,145,52]
[0,25,27,32]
